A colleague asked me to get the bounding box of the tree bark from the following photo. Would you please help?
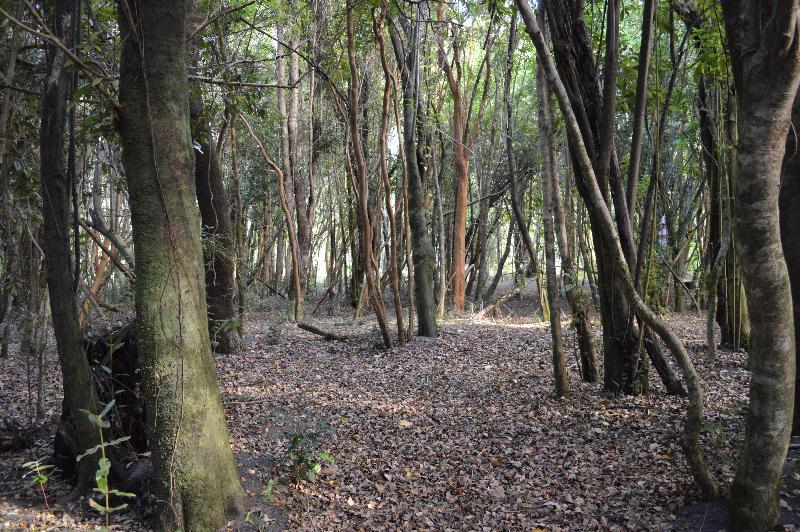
[538,57,569,397]
[784,92,800,435]
[720,4,800,530]
[40,0,101,492]
[117,2,245,528]
[346,0,392,348]
[542,0,642,394]
[191,102,240,353]
[389,8,437,336]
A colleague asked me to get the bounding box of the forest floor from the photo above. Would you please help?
[2,289,800,530]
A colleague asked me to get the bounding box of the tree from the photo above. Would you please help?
[117,1,244,528]
[721,1,800,529]
[39,0,101,492]
[516,0,717,500]
[388,5,438,336]
[191,100,240,354]
[538,54,569,397]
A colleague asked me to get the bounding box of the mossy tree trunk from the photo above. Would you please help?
[117,2,244,529]
[722,1,800,529]
[40,0,101,492]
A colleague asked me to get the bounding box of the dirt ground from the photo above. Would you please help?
[1,292,799,530]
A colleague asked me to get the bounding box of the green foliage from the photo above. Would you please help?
[262,399,335,503]
[21,458,55,510]
[78,400,135,530]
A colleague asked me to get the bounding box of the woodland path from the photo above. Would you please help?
[0,302,790,530]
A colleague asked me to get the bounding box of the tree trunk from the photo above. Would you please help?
[117,2,244,528]
[40,0,101,492]
[784,92,800,435]
[389,9,437,336]
[517,0,717,499]
[346,1,392,348]
[191,101,240,353]
[542,0,643,394]
[538,58,569,397]
[723,4,800,530]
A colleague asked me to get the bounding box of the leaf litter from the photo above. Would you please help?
[2,304,798,530]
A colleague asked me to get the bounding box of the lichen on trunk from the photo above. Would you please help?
[117,1,244,528]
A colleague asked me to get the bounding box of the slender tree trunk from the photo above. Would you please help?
[346,1,392,348]
[40,0,101,491]
[117,3,245,528]
[538,59,569,397]
[626,0,657,218]
[374,6,405,342]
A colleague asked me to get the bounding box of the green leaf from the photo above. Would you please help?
[318,451,335,463]
[88,498,107,514]
[100,399,116,418]
[76,445,101,461]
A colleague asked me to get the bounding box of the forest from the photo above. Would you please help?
[0,0,798,530]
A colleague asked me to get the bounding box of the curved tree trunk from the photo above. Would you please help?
[118,2,244,529]
[722,3,800,529]
[517,0,717,499]
[784,92,800,436]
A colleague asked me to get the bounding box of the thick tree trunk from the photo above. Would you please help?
[784,92,800,435]
[117,2,244,529]
[722,2,800,530]
[191,102,240,353]
[542,0,642,394]
[40,0,101,491]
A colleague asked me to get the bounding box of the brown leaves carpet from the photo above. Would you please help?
[0,306,787,530]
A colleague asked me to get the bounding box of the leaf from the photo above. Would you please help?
[76,445,101,462]
[398,419,414,428]
[88,498,107,514]
[317,451,335,463]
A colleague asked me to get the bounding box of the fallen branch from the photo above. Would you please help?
[297,321,348,341]
[478,284,524,318]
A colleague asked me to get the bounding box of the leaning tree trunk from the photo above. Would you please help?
[40,0,101,492]
[722,2,800,530]
[191,101,240,353]
[117,2,244,529]
[517,0,717,500]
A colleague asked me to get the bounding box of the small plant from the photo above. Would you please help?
[78,399,135,530]
[262,400,335,502]
[285,430,335,483]
[22,458,55,510]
